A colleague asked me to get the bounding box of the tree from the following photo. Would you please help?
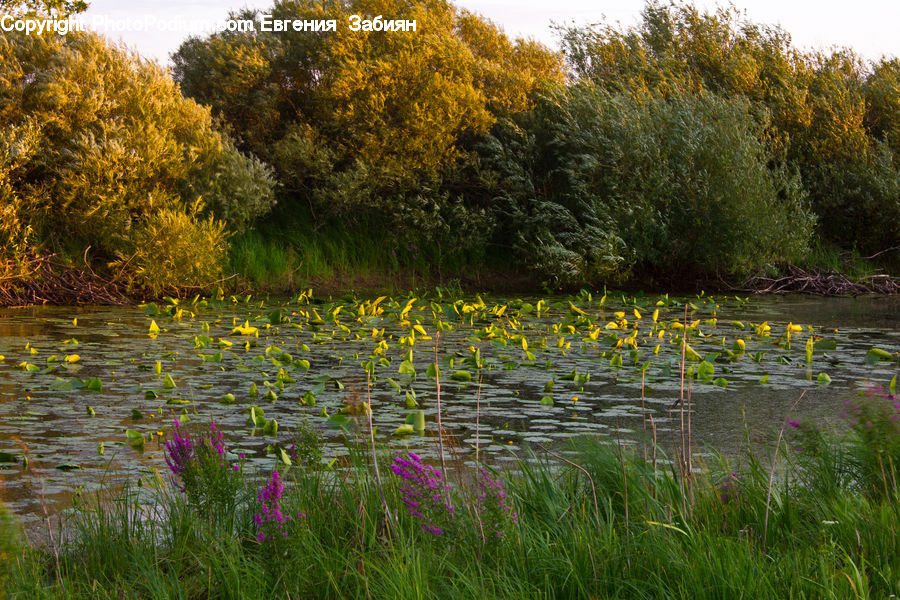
[557,0,900,256]
[172,0,563,240]
[0,27,276,290]
[0,0,88,16]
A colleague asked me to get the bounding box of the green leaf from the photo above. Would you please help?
[220,393,236,404]
[262,419,278,436]
[867,348,895,363]
[713,377,728,388]
[698,361,715,381]
[451,370,472,382]
[163,374,176,389]
[50,378,75,391]
[398,360,416,376]
[891,375,897,395]
[393,424,415,436]
[426,362,441,379]
[326,414,352,430]
[131,409,143,421]
[540,395,554,406]
[83,377,102,392]
[125,430,145,448]
[247,406,266,427]
[817,372,832,385]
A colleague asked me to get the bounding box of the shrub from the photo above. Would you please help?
[172,0,562,241]
[557,1,900,259]
[0,28,275,290]
[126,200,228,295]
[477,86,814,282]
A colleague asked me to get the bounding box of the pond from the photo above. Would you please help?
[1,291,898,528]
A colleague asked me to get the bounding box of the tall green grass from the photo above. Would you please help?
[5,422,900,599]
[228,209,495,295]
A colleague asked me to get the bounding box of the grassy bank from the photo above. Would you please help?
[223,213,900,299]
[224,215,536,297]
[5,389,900,599]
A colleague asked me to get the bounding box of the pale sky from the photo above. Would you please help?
[80,0,900,66]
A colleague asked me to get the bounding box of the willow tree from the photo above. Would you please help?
[558,0,900,256]
[173,0,563,246]
[0,28,275,291]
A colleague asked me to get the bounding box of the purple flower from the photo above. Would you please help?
[787,420,800,429]
[720,472,744,504]
[254,470,295,543]
[164,419,193,477]
[391,452,453,535]
[208,420,226,456]
[476,467,518,539]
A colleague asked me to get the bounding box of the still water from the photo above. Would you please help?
[1,293,897,528]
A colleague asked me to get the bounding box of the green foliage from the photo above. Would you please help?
[0,502,21,590]
[0,27,274,290]
[172,0,562,241]
[0,0,87,15]
[0,122,38,277]
[126,200,229,295]
[557,0,900,258]
[8,437,900,598]
[476,85,813,282]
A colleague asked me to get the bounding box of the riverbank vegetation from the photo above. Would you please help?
[2,0,899,302]
[5,387,900,598]
[0,288,897,596]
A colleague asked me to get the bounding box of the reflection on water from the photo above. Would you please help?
[0,294,897,528]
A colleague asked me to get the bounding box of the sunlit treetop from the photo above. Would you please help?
[0,0,88,16]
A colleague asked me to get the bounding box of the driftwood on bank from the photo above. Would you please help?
[0,251,130,307]
[743,264,900,296]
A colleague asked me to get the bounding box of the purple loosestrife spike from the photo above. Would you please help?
[208,420,226,456]
[391,452,453,535]
[164,419,193,477]
[255,470,293,543]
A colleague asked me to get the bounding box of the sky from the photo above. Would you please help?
[80,0,900,66]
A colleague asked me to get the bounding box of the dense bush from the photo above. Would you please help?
[172,0,562,244]
[0,28,275,290]
[557,1,900,257]
[474,86,813,283]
